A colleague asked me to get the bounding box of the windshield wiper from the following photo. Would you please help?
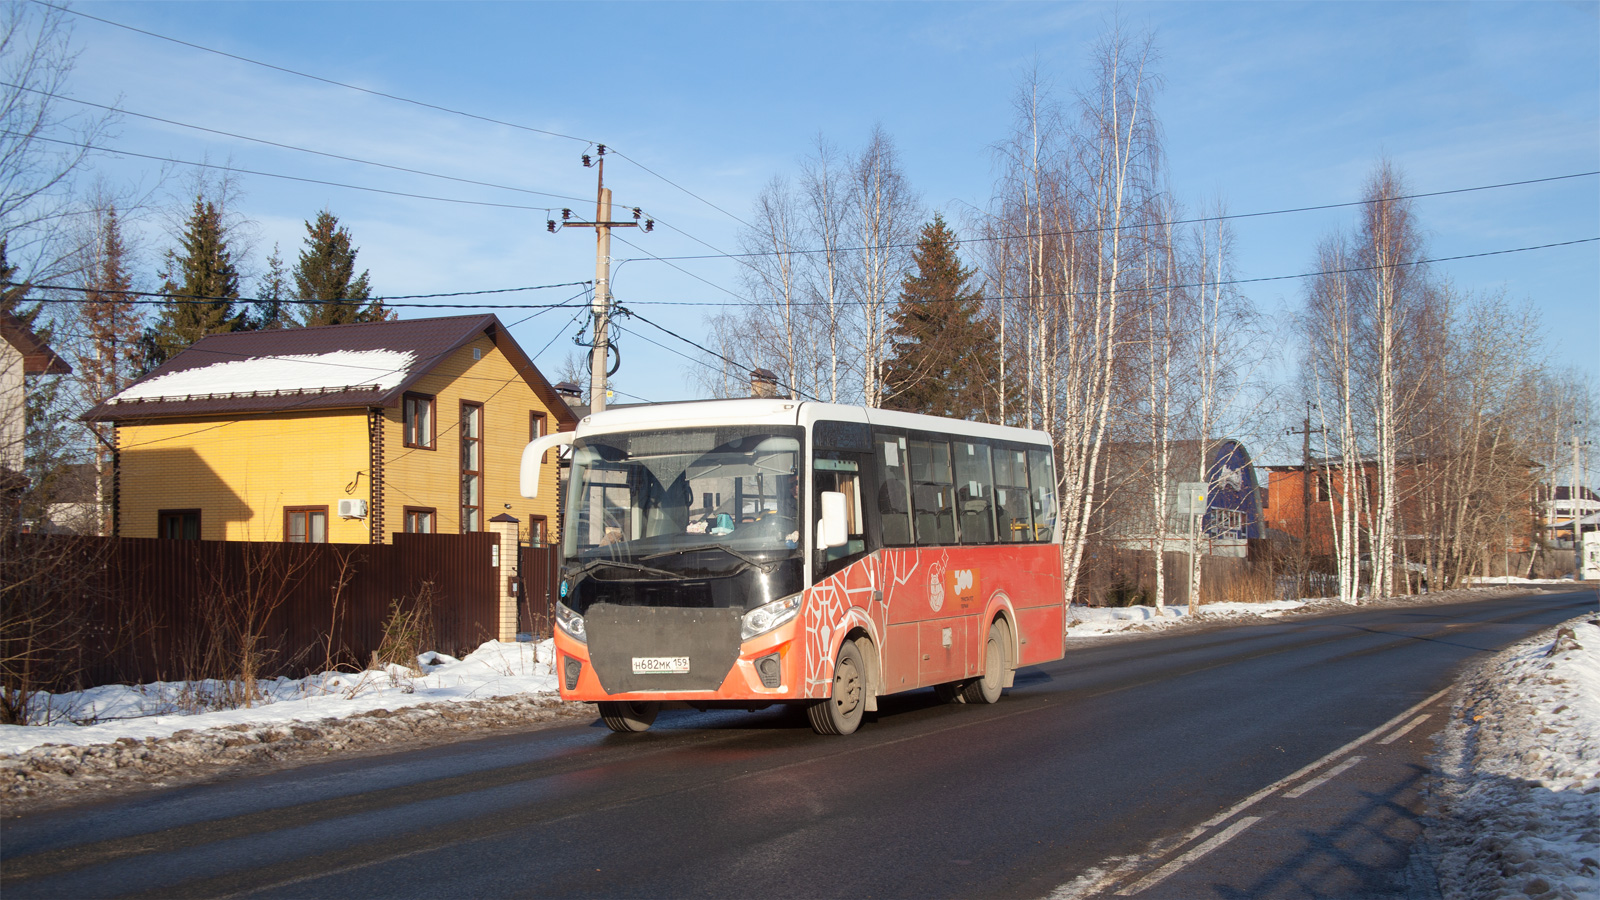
[568,558,684,580]
[641,543,787,574]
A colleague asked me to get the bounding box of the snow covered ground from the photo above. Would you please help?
[1,639,557,756]
[1430,614,1600,900]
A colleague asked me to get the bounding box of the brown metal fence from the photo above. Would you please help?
[3,532,503,690]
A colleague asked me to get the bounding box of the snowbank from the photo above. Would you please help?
[1066,600,1309,635]
[1430,616,1600,900]
[0,639,558,757]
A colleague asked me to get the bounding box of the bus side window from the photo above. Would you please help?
[877,437,913,546]
[1028,448,1058,542]
[814,454,867,578]
[908,439,956,545]
[954,441,996,543]
[993,447,1034,543]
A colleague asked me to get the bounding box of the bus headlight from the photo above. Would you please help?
[742,594,802,642]
[555,602,586,643]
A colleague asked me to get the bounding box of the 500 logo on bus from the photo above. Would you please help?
[948,568,981,610]
[930,560,981,613]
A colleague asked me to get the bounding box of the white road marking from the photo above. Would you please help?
[1282,755,1364,799]
[1378,713,1431,744]
[1114,817,1266,896]
[1201,686,1448,826]
[1046,686,1452,899]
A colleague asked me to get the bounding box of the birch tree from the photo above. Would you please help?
[849,126,917,407]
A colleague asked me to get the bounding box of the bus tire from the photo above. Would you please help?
[807,639,866,735]
[599,700,659,733]
[962,619,1012,705]
[934,681,967,704]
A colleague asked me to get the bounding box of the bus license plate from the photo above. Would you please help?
[632,656,690,674]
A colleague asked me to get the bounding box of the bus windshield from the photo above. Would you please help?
[564,426,805,568]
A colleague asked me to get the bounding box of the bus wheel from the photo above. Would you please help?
[962,620,1012,705]
[599,700,660,733]
[807,639,866,735]
[934,681,967,704]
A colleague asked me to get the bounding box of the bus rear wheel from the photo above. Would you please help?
[961,619,1012,705]
[599,700,660,733]
[807,639,866,735]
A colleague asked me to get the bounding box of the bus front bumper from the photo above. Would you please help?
[553,616,804,703]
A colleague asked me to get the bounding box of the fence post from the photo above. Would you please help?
[488,514,520,642]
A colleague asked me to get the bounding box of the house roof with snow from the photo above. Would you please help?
[83,314,577,426]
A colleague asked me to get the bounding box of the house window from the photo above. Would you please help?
[158,509,201,540]
[528,514,547,546]
[1260,484,1270,510]
[1317,474,1332,503]
[404,506,435,534]
[530,411,547,442]
[284,507,328,543]
[404,393,435,449]
[461,401,484,532]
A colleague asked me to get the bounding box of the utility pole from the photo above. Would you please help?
[1286,401,1317,596]
[548,145,651,415]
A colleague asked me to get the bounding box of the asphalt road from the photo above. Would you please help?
[4,588,1596,900]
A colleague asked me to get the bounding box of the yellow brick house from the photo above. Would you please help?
[84,315,577,544]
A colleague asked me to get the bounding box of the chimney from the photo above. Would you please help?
[750,368,780,399]
[553,381,585,416]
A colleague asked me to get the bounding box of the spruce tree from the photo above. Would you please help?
[293,210,389,327]
[881,214,995,419]
[144,196,243,370]
[248,243,292,330]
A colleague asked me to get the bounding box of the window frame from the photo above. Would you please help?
[283,506,329,543]
[403,506,436,534]
[460,400,485,533]
[158,508,201,540]
[404,392,436,450]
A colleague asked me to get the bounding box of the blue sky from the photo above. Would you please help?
[61,1,1599,453]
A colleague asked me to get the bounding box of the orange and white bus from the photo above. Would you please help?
[520,399,1064,735]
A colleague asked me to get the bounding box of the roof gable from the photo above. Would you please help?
[1,311,71,375]
[84,314,578,427]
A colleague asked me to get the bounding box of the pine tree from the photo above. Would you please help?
[144,196,243,370]
[293,210,389,327]
[881,214,995,419]
[248,242,292,330]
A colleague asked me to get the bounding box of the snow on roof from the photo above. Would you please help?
[108,349,417,404]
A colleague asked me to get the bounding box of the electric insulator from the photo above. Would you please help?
[581,154,591,167]
[632,207,642,220]
[644,219,654,232]
[562,208,572,220]
[547,220,556,233]
[597,144,606,155]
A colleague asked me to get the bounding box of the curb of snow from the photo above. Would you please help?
[0,693,592,811]
[1429,614,1600,900]
[1064,585,1567,639]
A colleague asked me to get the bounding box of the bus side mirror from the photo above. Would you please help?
[819,491,848,549]
[519,431,575,498]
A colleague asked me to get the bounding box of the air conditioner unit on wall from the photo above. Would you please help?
[338,498,368,519]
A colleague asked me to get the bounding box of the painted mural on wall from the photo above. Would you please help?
[1204,439,1264,541]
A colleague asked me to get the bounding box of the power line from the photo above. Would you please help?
[14,236,1589,316]
[10,131,564,212]
[39,1,597,146]
[608,149,754,230]
[616,236,1600,308]
[6,81,593,204]
[616,171,1600,264]
[617,305,821,402]
[6,279,593,306]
